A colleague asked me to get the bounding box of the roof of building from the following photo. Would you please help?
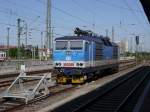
[0,51,6,53]
[140,0,150,23]
[0,45,17,50]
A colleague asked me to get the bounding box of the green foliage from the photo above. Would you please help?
[124,51,150,60]
[9,48,17,58]
[35,45,39,59]
[8,44,39,59]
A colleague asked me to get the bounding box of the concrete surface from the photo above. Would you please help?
[38,64,143,112]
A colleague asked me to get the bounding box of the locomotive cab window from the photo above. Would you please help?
[55,41,68,50]
[70,41,83,50]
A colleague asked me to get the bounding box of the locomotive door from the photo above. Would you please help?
[89,42,94,67]
[85,41,94,67]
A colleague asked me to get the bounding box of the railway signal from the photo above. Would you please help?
[135,36,139,45]
[135,36,139,65]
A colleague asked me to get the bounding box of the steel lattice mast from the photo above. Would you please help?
[46,0,52,52]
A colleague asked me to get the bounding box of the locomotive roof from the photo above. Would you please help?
[55,36,118,46]
[55,36,103,43]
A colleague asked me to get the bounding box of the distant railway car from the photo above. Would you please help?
[53,29,119,84]
[0,51,6,61]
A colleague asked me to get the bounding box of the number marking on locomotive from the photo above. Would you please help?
[64,63,74,67]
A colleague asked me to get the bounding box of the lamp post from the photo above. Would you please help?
[7,27,10,60]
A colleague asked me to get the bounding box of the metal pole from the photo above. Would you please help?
[92,15,95,33]
[106,29,108,37]
[51,29,53,51]
[17,18,21,69]
[112,26,114,42]
[130,37,132,53]
[25,23,28,47]
[34,47,36,60]
[135,36,139,65]
[41,32,43,49]
[136,44,138,65]
[46,0,52,51]
[7,27,10,59]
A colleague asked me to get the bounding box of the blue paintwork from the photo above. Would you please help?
[53,51,66,61]
[53,50,84,61]
[84,43,90,61]
[102,46,113,59]
[93,43,96,60]
[53,36,119,76]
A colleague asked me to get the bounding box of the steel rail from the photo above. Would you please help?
[0,85,75,112]
[115,70,150,112]
[71,67,145,112]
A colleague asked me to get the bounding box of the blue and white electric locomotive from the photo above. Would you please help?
[53,28,119,84]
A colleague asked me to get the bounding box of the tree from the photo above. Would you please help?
[35,45,39,59]
[9,48,17,58]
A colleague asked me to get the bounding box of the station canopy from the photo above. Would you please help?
[140,0,150,23]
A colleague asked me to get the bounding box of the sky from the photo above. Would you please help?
[0,0,150,51]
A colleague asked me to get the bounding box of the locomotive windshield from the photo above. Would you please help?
[55,41,68,50]
[70,41,83,50]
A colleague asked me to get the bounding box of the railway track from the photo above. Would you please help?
[0,60,135,89]
[0,68,53,79]
[52,66,150,112]
[0,73,57,89]
[0,60,136,112]
[0,79,41,88]
[0,85,75,112]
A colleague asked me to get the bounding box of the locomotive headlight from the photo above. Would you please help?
[76,63,83,66]
[84,76,87,80]
[56,63,61,66]
[55,63,58,66]
[76,63,80,66]
[80,63,83,66]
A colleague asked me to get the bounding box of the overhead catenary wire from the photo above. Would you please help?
[0,7,73,32]
[71,0,97,31]
[2,0,106,35]
[71,0,96,16]
[0,0,149,49]
[123,0,150,36]
[2,0,83,33]
[4,0,44,19]
[95,0,150,37]
[36,0,92,27]
[96,0,143,13]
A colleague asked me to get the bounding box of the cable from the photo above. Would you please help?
[29,27,66,37]
[71,0,96,16]
[0,22,17,27]
[36,0,92,26]
[96,0,142,13]
[123,0,150,35]
[53,7,89,24]
[0,6,43,24]
[6,0,91,30]
[2,0,46,25]
[123,0,150,52]
[5,0,43,17]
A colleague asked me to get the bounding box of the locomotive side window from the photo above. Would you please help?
[70,41,83,50]
[55,41,68,50]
